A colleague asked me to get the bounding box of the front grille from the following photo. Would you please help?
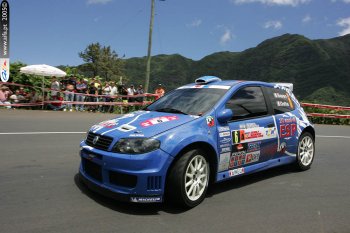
[85,132,113,151]
[109,171,137,188]
[83,158,102,182]
[147,176,162,190]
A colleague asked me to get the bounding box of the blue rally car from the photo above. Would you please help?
[79,76,315,208]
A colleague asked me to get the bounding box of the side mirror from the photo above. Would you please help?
[217,109,233,123]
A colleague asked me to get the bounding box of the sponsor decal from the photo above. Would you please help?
[219,131,230,137]
[218,152,230,172]
[130,196,162,203]
[229,151,246,168]
[274,93,288,99]
[218,126,230,132]
[129,133,144,137]
[229,150,260,168]
[279,117,297,138]
[277,101,290,107]
[220,137,231,144]
[245,151,260,163]
[265,127,277,137]
[206,116,215,127]
[98,119,119,128]
[141,116,178,127]
[277,142,287,153]
[239,123,259,129]
[220,147,231,153]
[235,143,244,151]
[0,0,9,82]
[232,127,276,144]
[229,167,245,177]
[219,143,231,148]
[247,142,261,152]
[0,58,9,82]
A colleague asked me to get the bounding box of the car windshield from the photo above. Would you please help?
[146,87,228,116]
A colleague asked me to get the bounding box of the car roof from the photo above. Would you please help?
[180,80,275,89]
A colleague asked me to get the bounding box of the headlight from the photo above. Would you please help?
[112,138,160,154]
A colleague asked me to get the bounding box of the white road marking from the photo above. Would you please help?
[316,135,350,139]
[0,132,86,135]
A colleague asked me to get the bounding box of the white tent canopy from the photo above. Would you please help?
[20,64,66,77]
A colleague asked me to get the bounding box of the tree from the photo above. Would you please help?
[78,43,124,81]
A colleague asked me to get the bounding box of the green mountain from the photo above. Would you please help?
[122,33,350,106]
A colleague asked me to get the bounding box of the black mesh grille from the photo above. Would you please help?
[83,158,102,182]
[147,176,162,190]
[109,171,137,188]
[85,132,113,151]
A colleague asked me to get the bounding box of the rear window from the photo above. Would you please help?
[266,87,295,114]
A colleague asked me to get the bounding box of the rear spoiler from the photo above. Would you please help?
[272,83,293,92]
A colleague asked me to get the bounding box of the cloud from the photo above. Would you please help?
[87,0,112,5]
[302,14,311,23]
[220,29,233,45]
[337,17,350,36]
[232,0,310,6]
[264,20,283,29]
[186,19,202,28]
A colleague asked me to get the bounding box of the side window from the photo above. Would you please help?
[266,87,295,114]
[225,86,268,121]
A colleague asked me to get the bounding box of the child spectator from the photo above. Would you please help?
[155,84,165,100]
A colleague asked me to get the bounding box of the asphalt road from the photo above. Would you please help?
[1,109,350,233]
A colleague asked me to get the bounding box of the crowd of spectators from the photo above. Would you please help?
[0,76,166,113]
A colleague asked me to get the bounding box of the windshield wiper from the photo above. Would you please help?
[155,108,188,115]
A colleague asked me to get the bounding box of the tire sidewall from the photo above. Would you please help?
[296,132,315,171]
[181,149,210,208]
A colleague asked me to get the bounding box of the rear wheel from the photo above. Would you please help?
[167,149,210,208]
[296,132,315,170]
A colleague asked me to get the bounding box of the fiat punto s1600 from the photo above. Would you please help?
[79,76,315,208]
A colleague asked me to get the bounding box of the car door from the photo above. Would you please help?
[216,86,278,173]
[263,86,298,157]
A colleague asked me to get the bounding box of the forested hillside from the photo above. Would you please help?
[123,34,350,105]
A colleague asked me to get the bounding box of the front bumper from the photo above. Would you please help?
[79,142,174,203]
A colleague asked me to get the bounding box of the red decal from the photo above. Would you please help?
[141,116,179,127]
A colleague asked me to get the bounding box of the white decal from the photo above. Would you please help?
[229,167,245,177]
[218,152,230,172]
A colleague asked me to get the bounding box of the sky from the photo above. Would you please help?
[9,0,350,66]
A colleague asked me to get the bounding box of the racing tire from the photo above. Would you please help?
[166,148,210,208]
[296,132,315,171]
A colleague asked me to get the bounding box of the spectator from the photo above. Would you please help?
[155,84,165,100]
[108,82,118,113]
[102,82,112,113]
[9,90,26,105]
[0,86,11,109]
[64,76,76,112]
[50,76,60,100]
[136,84,144,103]
[87,82,97,112]
[47,92,65,111]
[127,84,136,103]
[75,78,88,111]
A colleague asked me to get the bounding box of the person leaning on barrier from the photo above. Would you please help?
[87,82,97,112]
[109,81,118,113]
[75,78,88,112]
[0,86,11,109]
[136,84,144,103]
[50,76,60,101]
[64,76,76,112]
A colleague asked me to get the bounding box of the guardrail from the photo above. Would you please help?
[301,103,350,119]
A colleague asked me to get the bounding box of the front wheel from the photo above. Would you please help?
[296,132,315,170]
[166,149,210,208]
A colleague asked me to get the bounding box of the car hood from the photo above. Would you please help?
[89,110,199,139]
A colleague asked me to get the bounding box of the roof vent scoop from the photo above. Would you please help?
[195,76,222,84]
